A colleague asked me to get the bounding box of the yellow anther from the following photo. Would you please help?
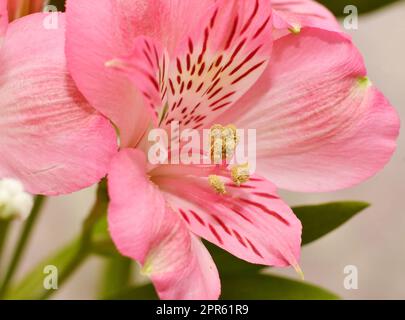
[208,175,227,195]
[221,124,237,139]
[210,124,239,163]
[231,163,250,186]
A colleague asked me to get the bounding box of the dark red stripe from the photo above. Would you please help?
[246,238,264,258]
[213,215,231,235]
[231,61,266,85]
[209,224,224,244]
[225,15,239,50]
[210,91,236,107]
[253,192,279,200]
[229,45,262,76]
[179,209,190,224]
[240,0,259,35]
[232,229,247,247]
[190,210,205,226]
[239,198,289,226]
[253,15,271,39]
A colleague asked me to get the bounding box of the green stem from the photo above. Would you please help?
[40,181,109,300]
[0,219,11,269]
[0,196,46,298]
[99,256,133,299]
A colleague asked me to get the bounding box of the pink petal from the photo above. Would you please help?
[108,149,220,300]
[157,173,302,268]
[220,29,400,192]
[65,0,216,146]
[162,0,273,131]
[0,13,117,195]
[65,0,152,147]
[106,36,169,124]
[103,0,273,132]
[271,0,342,38]
[152,234,220,300]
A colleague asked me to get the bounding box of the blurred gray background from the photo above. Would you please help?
[3,1,405,299]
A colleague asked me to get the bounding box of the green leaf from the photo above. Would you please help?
[221,273,339,300]
[99,256,133,299]
[90,214,123,258]
[205,241,263,275]
[108,284,158,300]
[6,238,84,299]
[317,0,401,16]
[293,201,369,245]
[108,274,339,300]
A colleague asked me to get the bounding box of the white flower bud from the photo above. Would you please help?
[0,178,33,220]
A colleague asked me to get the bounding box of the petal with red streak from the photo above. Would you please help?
[65,0,217,146]
[109,0,273,132]
[219,29,400,192]
[156,173,302,268]
[108,149,220,300]
[163,0,273,131]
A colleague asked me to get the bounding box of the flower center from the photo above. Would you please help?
[206,124,251,194]
[209,124,238,164]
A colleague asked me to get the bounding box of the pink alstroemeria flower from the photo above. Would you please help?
[65,0,399,299]
[0,2,117,195]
